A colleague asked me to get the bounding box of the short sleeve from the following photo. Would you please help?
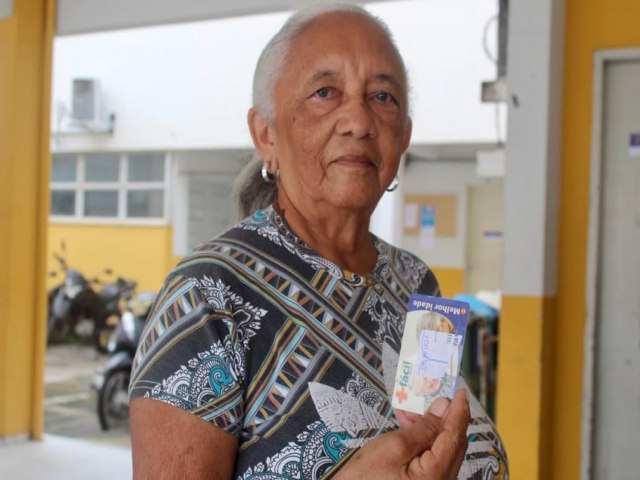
[129,272,245,436]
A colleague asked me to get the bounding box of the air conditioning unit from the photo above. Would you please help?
[70,78,106,127]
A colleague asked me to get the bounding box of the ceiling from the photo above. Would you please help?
[56,0,397,35]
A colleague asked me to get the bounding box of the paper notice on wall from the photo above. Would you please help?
[404,203,418,229]
[419,205,436,249]
[629,132,640,157]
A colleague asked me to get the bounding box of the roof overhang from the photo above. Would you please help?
[56,0,395,36]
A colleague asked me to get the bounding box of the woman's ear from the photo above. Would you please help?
[248,107,277,168]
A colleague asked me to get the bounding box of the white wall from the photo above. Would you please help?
[370,0,503,144]
[51,0,501,153]
[401,157,499,269]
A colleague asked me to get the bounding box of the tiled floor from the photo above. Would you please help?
[0,434,132,480]
[0,345,132,479]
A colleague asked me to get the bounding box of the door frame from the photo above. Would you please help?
[582,47,640,480]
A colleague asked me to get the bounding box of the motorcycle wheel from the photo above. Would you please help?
[47,312,71,345]
[93,326,115,354]
[46,311,57,342]
[97,369,131,431]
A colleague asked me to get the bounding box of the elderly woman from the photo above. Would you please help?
[129,4,508,479]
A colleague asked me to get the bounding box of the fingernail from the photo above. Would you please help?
[428,397,449,417]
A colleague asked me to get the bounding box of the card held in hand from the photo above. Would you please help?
[391,294,470,415]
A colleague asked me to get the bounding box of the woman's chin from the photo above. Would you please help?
[325,179,384,209]
[320,190,379,212]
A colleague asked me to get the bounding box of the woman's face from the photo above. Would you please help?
[256,13,412,216]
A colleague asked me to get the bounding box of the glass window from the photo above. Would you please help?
[51,155,77,182]
[85,153,119,182]
[84,190,118,217]
[127,190,164,218]
[128,153,165,182]
[50,190,75,216]
[49,152,168,222]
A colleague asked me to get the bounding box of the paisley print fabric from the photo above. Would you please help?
[130,206,508,478]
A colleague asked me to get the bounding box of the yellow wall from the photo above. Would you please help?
[47,224,177,294]
[551,1,640,478]
[495,296,555,479]
[0,0,54,439]
[46,229,462,298]
[431,267,465,298]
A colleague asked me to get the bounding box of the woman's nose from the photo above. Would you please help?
[335,98,377,139]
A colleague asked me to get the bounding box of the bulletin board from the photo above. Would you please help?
[403,194,457,237]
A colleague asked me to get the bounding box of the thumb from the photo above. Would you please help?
[426,397,450,418]
[395,409,421,430]
[403,398,451,455]
[395,397,450,430]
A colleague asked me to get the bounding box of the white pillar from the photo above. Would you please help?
[496,0,565,477]
[503,0,565,297]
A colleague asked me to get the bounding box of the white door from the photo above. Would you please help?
[187,175,235,250]
[591,58,640,478]
[465,182,504,294]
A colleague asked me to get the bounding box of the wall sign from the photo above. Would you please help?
[419,205,436,249]
[629,132,640,157]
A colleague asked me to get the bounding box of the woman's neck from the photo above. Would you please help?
[274,197,378,275]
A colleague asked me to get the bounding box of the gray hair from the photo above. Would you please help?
[233,154,277,221]
[252,3,409,120]
[237,4,410,221]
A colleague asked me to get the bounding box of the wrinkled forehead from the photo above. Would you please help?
[283,12,408,92]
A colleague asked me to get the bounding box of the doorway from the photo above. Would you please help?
[584,51,640,478]
[465,182,504,294]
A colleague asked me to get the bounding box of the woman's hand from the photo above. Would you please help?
[334,390,470,480]
[395,409,423,430]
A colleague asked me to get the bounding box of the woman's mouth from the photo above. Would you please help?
[332,154,374,167]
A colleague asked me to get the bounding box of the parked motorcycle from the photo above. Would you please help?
[47,243,137,354]
[94,291,156,431]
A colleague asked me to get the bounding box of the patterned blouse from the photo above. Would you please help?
[130,206,509,479]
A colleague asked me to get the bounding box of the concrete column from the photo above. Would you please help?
[0,0,55,440]
[496,0,565,477]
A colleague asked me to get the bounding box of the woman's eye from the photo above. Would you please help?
[373,91,395,104]
[313,87,332,99]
